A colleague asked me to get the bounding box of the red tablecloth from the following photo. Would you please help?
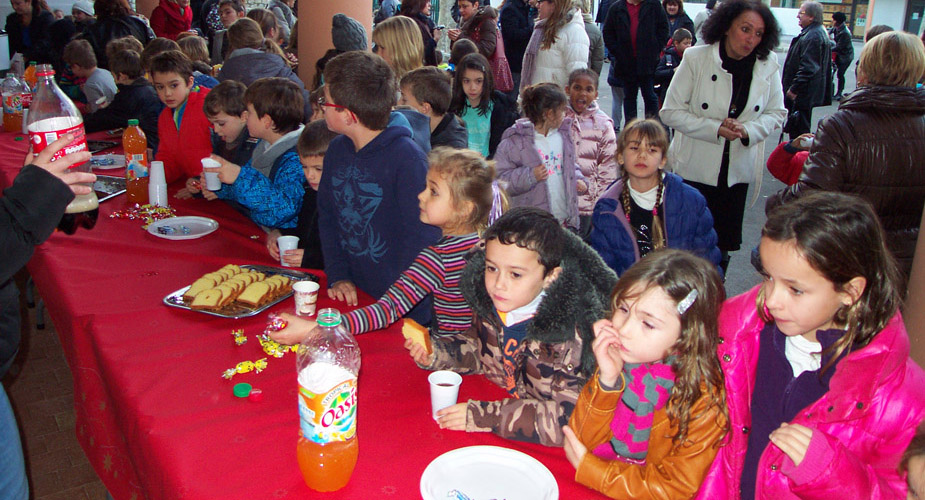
[0,130,609,500]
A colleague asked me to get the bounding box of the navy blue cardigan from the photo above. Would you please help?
[590,172,722,275]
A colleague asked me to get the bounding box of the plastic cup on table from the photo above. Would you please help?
[428,371,462,421]
[200,157,222,191]
[277,235,300,267]
[292,280,320,316]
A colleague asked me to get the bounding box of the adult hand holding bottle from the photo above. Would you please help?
[25,133,94,195]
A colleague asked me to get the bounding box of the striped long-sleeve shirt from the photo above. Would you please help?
[343,233,480,338]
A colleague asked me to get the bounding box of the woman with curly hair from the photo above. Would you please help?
[520,0,589,91]
[660,0,785,274]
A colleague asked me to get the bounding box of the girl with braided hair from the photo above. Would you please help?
[590,118,721,275]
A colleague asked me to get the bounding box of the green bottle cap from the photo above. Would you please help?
[127,119,139,126]
[233,383,252,398]
[28,61,36,66]
[316,308,342,327]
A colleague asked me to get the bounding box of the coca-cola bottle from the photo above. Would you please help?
[26,64,97,234]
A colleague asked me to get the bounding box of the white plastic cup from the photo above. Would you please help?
[292,280,320,316]
[148,183,168,207]
[428,371,462,421]
[200,157,221,191]
[149,160,166,185]
[277,235,300,267]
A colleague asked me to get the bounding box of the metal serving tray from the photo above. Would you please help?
[162,265,319,319]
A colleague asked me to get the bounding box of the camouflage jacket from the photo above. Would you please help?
[427,230,618,446]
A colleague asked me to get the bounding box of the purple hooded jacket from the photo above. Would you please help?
[494,117,584,229]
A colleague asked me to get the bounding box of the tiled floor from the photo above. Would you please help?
[2,271,108,500]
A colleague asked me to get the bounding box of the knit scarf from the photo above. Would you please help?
[592,360,676,463]
[519,18,545,92]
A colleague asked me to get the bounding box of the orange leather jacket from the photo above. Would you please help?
[568,372,727,499]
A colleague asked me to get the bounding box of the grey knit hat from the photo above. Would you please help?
[72,0,94,16]
[331,14,367,52]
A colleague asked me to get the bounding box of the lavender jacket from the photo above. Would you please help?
[495,118,584,229]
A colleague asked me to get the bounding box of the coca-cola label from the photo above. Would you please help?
[21,92,31,108]
[29,122,88,166]
[3,94,22,115]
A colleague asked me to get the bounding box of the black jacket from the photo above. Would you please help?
[829,24,853,67]
[488,91,518,159]
[782,23,832,109]
[281,187,324,269]
[80,15,155,70]
[403,12,439,66]
[1,164,74,374]
[84,80,165,150]
[667,12,695,45]
[5,10,55,64]
[431,113,468,149]
[499,0,533,74]
[602,0,670,78]
[654,45,681,99]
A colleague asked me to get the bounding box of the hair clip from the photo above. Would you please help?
[488,180,504,226]
[677,289,698,315]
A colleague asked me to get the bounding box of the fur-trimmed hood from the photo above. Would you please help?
[460,229,617,374]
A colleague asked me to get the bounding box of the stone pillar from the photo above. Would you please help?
[297,2,372,88]
[904,203,925,368]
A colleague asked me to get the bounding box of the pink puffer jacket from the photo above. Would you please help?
[696,286,925,500]
[565,101,618,216]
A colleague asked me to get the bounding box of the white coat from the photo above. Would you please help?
[528,10,590,90]
[660,43,786,187]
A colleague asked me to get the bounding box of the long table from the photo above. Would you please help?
[0,130,608,499]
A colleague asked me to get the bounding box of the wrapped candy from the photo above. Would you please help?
[221,358,267,380]
[110,203,177,229]
[231,329,247,346]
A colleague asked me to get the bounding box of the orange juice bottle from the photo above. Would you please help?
[123,119,149,205]
[2,73,23,133]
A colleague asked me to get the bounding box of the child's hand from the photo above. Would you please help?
[435,403,467,431]
[175,187,193,199]
[404,337,435,366]
[204,154,242,185]
[562,425,587,469]
[175,178,200,199]
[267,230,281,260]
[186,177,201,194]
[328,280,358,307]
[282,248,304,267]
[577,179,588,195]
[202,189,218,201]
[770,423,813,467]
[533,164,549,181]
[268,312,315,345]
[592,318,624,388]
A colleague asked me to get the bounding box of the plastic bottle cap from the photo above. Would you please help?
[127,119,139,126]
[248,389,263,402]
[233,383,252,398]
[14,136,22,141]
[316,308,342,327]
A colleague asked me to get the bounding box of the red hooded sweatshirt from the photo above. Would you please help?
[150,0,192,40]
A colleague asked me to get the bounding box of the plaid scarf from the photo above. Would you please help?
[592,360,676,463]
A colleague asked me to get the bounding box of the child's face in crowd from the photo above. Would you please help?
[399,85,430,116]
[461,69,484,106]
[300,155,323,191]
[320,86,351,134]
[609,285,682,364]
[675,37,692,57]
[208,111,248,144]
[152,72,194,109]
[908,454,925,500]
[617,133,667,185]
[245,102,274,139]
[219,5,240,28]
[759,237,859,342]
[484,239,560,313]
[418,170,459,232]
[567,75,598,115]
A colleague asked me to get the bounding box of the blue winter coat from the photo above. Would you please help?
[590,172,721,275]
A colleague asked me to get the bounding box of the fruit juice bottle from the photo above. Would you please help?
[2,73,23,133]
[123,119,149,205]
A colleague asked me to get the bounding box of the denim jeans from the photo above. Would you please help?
[610,85,625,131]
[622,74,658,122]
[0,385,28,500]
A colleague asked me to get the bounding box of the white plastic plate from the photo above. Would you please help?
[147,216,218,240]
[420,446,558,500]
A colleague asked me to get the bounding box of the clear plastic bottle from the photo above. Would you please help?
[2,73,23,133]
[26,64,97,233]
[296,308,361,492]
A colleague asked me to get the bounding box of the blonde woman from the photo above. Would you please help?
[520,0,589,91]
[372,15,425,81]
